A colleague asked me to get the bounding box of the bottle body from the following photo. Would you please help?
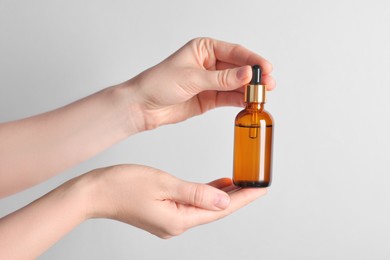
[233,103,273,187]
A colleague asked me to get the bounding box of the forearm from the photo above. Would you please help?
[0,84,143,197]
[0,175,92,259]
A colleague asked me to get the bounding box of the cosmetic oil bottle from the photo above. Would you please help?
[233,65,274,187]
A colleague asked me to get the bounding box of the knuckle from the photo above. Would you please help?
[217,70,230,89]
[190,184,205,208]
[189,37,215,66]
[191,36,213,45]
[180,68,200,96]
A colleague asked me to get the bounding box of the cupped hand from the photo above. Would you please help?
[124,37,275,130]
[87,164,267,238]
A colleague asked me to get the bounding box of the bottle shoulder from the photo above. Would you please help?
[235,108,273,126]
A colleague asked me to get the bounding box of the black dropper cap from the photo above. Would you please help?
[250,65,262,85]
[245,65,266,103]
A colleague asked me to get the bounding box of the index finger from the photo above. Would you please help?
[212,39,273,74]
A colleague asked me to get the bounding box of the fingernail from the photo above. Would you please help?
[215,194,230,209]
[236,66,249,81]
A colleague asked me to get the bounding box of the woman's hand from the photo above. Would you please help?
[123,37,275,130]
[87,164,267,238]
[0,164,266,258]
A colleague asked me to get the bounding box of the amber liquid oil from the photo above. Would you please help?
[233,103,273,187]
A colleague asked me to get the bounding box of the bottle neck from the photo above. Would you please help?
[245,102,264,111]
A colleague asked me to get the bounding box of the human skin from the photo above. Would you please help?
[0,38,275,258]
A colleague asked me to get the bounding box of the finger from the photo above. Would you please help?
[196,67,276,95]
[215,61,238,70]
[215,91,245,108]
[204,75,275,109]
[216,61,276,91]
[212,39,273,74]
[186,188,267,227]
[207,178,238,194]
[216,61,273,79]
[197,65,252,92]
[219,188,267,216]
[170,180,231,211]
[228,188,268,211]
[222,185,241,194]
[262,74,276,90]
[207,178,233,189]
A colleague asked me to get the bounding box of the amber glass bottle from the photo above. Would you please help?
[233,65,273,187]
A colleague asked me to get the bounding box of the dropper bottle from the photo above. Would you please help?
[233,65,274,187]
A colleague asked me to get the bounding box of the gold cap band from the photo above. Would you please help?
[244,84,267,103]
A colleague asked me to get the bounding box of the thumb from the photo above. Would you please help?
[199,65,252,92]
[171,180,231,211]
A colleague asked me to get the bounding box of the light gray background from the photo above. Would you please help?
[1,0,389,259]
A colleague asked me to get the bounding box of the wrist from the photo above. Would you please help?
[79,167,119,220]
[112,81,147,135]
[59,174,97,222]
